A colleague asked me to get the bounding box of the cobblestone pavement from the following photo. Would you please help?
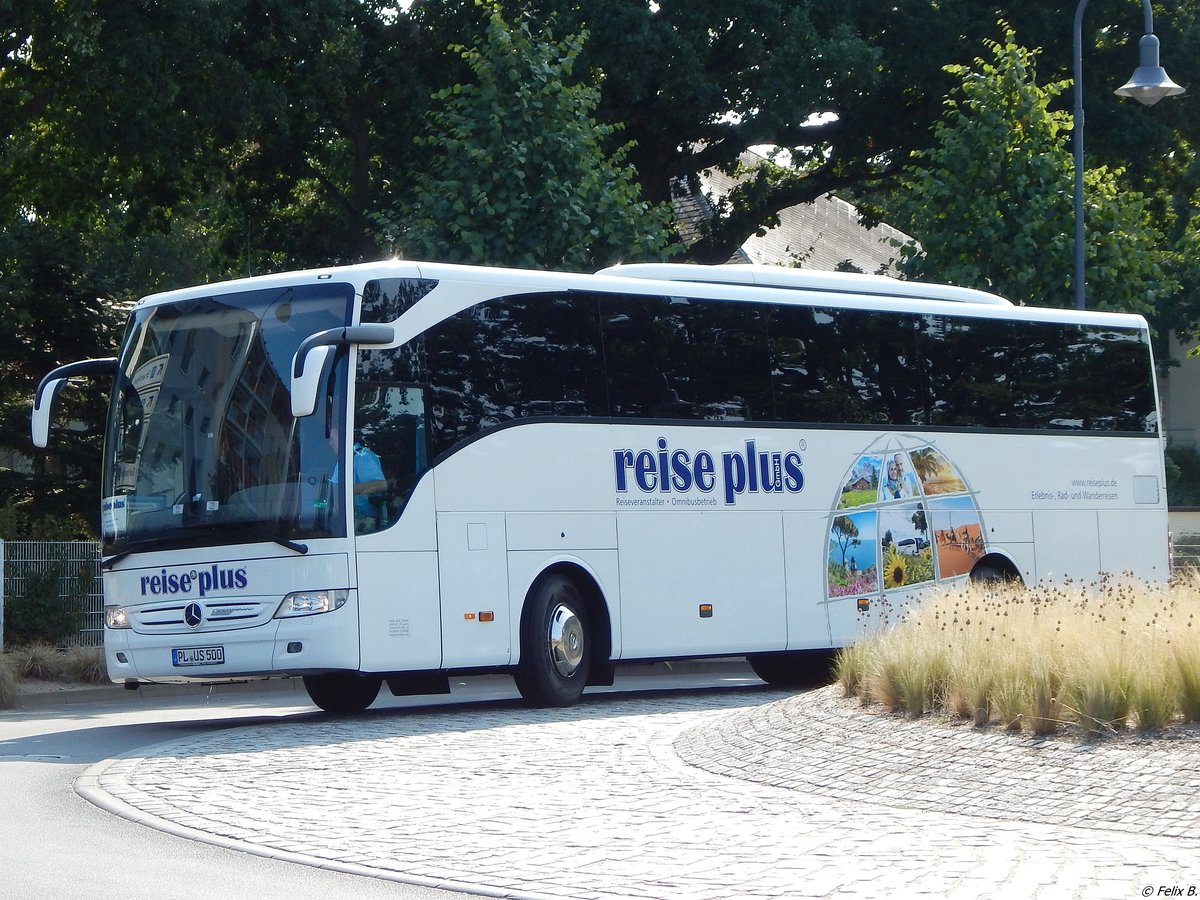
[80,684,1200,900]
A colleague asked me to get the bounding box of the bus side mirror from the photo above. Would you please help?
[32,358,118,448]
[32,379,67,449]
[291,345,336,418]
[290,324,396,418]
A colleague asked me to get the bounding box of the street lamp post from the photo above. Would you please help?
[1073,0,1184,310]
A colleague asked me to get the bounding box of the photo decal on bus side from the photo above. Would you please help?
[827,435,984,601]
[614,437,804,506]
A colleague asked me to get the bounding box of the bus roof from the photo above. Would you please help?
[136,259,1151,336]
[595,263,1014,307]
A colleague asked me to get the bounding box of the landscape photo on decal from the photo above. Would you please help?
[828,509,879,596]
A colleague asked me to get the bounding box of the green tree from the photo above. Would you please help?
[0,217,123,535]
[441,0,970,263]
[0,1,423,534]
[384,3,673,270]
[883,25,1175,316]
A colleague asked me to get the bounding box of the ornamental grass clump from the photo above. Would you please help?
[5,643,106,685]
[12,642,63,680]
[833,573,1200,739]
[1026,652,1063,736]
[0,654,17,709]
[863,617,949,717]
[1176,643,1200,722]
[62,646,108,684]
[1062,653,1133,737]
[836,638,871,699]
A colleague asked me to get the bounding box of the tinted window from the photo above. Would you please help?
[1008,322,1156,432]
[919,315,1018,428]
[917,314,1155,433]
[360,278,438,323]
[600,293,772,421]
[769,306,923,426]
[353,384,428,532]
[378,292,606,459]
[363,289,1157,461]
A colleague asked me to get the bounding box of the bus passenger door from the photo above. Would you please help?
[356,475,441,672]
[437,513,512,668]
[355,383,444,673]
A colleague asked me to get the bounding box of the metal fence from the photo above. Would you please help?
[0,540,103,649]
[1173,532,1200,570]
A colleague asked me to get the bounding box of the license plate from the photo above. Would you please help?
[172,646,225,667]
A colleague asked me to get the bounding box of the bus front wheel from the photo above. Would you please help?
[303,672,382,714]
[514,573,590,707]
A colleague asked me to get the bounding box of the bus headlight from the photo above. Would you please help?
[105,605,131,629]
[274,589,348,618]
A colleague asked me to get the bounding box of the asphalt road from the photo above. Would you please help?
[0,666,760,900]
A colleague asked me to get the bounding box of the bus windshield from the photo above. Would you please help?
[100,283,355,553]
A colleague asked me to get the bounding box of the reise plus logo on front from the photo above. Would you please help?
[139,564,248,598]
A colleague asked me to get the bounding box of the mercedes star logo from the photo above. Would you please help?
[184,602,203,628]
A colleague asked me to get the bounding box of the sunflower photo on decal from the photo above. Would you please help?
[882,544,909,589]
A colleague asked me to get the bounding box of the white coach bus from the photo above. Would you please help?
[33,261,1169,712]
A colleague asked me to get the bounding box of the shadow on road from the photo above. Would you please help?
[0,671,833,766]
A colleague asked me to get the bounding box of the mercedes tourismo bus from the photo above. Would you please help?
[32,261,1169,712]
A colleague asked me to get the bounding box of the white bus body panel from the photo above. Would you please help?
[616,510,786,657]
[415,422,1166,660]
[356,550,441,672]
[436,512,510,667]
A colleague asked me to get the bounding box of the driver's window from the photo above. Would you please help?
[352,383,428,535]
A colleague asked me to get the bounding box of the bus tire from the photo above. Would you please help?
[970,561,1021,585]
[747,650,836,687]
[514,573,590,707]
[302,672,382,713]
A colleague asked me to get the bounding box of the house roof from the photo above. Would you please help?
[674,151,913,275]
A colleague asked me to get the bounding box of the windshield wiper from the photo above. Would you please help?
[102,525,308,570]
[102,535,194,570]
[226,523,309,556]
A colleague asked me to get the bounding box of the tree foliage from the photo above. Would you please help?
[0,217,124,535]
[494,0,985,262]
[383,3,673,270]
[885,25,1175,317]
[5,0,1200,534]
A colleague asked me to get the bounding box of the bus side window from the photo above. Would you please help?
[354,383,428,534]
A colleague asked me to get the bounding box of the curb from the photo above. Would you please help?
[8,657,754,710]
[10,676,309,709]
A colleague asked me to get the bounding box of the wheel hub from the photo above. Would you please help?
[547,602,584,677]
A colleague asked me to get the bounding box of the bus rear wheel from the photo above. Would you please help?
[303,672,382,713]
[514,573,590,707]
[969,560,1021,585]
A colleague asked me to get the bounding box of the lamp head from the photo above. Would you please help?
[1115,34,1186,106]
